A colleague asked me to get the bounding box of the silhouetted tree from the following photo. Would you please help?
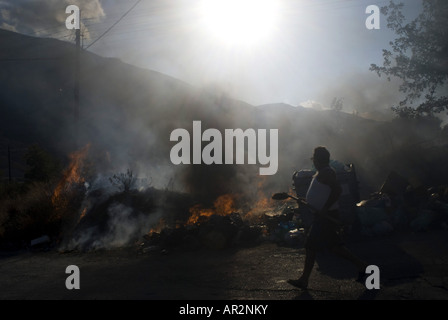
[370,1,448,118]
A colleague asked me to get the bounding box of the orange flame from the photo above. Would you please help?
[52,144,90,208]
[246,195,275,219]
[78,207,88,222]
[246,176,275,219]
[148,218,167,235]
[186,194,237,225]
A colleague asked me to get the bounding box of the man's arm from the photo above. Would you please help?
[317,167,342,213]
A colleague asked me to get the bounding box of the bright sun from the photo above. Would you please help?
[199,0,280,46]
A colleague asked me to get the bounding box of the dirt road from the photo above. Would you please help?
[1,229,448,301]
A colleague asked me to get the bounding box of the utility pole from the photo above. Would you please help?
[74,10,81,149]
[75,28,80,122]
[7,145,12,183]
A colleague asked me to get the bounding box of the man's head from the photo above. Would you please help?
[312,146,330,169]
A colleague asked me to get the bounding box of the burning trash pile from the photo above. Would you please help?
[65,188,305,253]
[45,145,296,253]
[1,145,357,252]
[140,193,310,252]
[56,170,311,252]
[16,150,342,253]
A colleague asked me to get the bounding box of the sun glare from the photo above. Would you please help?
[199,0,280,46]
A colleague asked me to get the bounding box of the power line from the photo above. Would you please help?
[0,57,68,62]
[85,0,142,50]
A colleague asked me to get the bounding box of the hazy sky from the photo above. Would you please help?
[1,0,423,111]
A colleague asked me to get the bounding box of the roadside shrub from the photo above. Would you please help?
[0,179,86,247]
[0,182,56,244]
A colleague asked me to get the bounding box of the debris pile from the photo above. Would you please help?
[355,171,448,236]
[141,212,265,251]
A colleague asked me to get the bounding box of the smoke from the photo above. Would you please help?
[0,0,105,39]
[64,202,163,251]
[315,72,405,121]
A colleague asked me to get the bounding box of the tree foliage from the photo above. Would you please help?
[370,0,448,117]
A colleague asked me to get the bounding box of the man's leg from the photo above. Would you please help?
[300,248,317,283]
[288,248,316,289]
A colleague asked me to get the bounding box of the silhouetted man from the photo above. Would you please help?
[288,146,368,289]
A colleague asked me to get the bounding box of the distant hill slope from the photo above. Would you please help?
[0,28,194,153]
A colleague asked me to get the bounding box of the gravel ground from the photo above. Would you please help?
[1,229,447,301]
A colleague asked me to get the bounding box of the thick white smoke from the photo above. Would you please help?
[64,202,163,251]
